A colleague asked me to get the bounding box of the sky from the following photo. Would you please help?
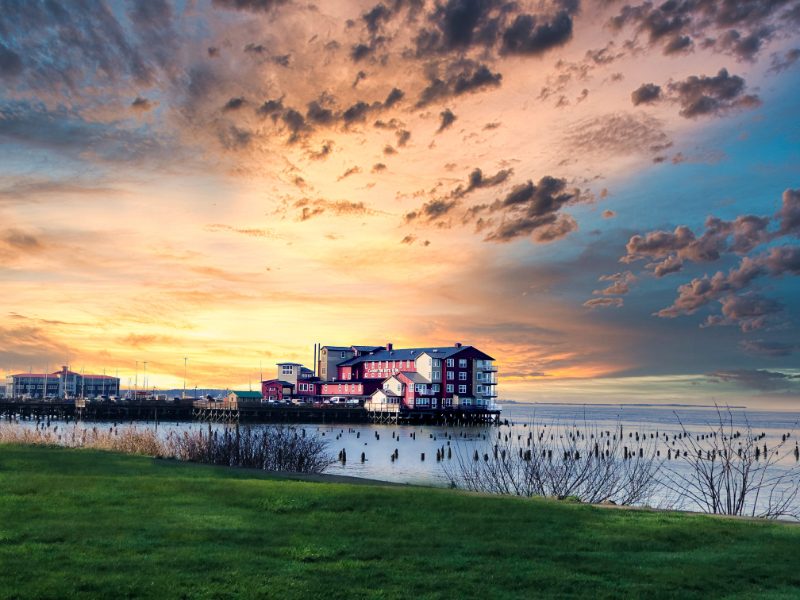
[1,0,799,406]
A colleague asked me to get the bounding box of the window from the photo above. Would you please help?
[458,385,467,394]
[432,359,440,367]
[281,365,293,375]
[431,384,440,393]
[458,372,467,381]
[446,371,454,380]
[446,358,454,367]
[341,351,346,358]
[415,384,425,393]
[476,385,484,393]
[459,359,467,368]
[432,370,441,381]
[446,384,454,393]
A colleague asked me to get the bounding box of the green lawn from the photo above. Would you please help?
[0,445,798,599]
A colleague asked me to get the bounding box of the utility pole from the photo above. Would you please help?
[143,361,148,399]
[135,360,139,399]
[183,357,187,400]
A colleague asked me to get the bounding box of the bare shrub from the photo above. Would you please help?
[443,421,660,506]
[164,425,334,474]
[660,406,800,519]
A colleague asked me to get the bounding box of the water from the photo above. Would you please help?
[8,402,800,514]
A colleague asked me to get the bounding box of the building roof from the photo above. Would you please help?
[276,362,303,366]
[262,379,295,387]
[352,345,383,352]
[322,346,352,351]
[398,371,431,384]
[373,388,401,397]
[338,345,493,366]
[230,391,263,399]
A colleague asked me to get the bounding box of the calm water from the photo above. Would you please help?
[11,402,800,493]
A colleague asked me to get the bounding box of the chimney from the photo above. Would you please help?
[386,342,393,351]
[454,342,462,348]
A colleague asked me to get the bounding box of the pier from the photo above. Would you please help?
[0,398,500,426]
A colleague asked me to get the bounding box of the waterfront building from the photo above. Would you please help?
[5,366,120,399]
[265,342,498,411]
[224,390,263,403]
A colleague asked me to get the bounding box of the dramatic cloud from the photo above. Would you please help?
[706,369,799,391]
[417,60,502,107]
[739,340,798,358]
[437,108,457,132]
[609,0,796,61]
[482,176,581,243]
[583,297,624,309]
[631,83,662,105]
[667,69,761,118]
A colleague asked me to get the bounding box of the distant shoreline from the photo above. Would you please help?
[501,400,749,409]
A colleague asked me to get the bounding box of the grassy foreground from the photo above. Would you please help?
[1,446,798,599]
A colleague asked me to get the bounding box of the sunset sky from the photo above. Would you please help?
[1,0,799,406]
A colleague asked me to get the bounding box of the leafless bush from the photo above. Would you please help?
[660,406,800,519]
[164,425,334,474]
[443,421,660,505]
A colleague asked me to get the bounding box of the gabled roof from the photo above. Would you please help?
[398,371,430,384]
[372,388,400,397]
[352,345,383,352]
[338,345,493,365]
[230,391,263,399]
[321,345,352,351]
[262,379,295,387]
[276,362,303,366]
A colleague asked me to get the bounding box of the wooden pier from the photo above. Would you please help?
[0,398,500,426]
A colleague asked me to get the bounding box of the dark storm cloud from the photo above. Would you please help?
[131,97,155,112]
[608,0,796,61]
[416,60,502,107]
[0,42,22,78]
[223,97,247,112]
[405,198,459,223]
[739,339,798,358]
[769,48,800,73]
[212,0,289,12]
[623,213,772,276]
[663,34,693,55]
[483,176,581,243]
[667,69,760,118]
[703,293,782,332]
[444,167,513,200]
[631,83,662,105]
[500,11,574,55]
[257,98,285,120]
[437,108,457,132]
[383,87,405,108]
[776,189,800,237]
[706,369,799,391]
[656,245,800,320]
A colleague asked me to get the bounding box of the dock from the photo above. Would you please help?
[0,398,501,426]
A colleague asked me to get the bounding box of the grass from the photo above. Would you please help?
[1,445,799,599]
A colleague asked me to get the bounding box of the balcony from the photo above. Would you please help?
[477,361,498,372]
